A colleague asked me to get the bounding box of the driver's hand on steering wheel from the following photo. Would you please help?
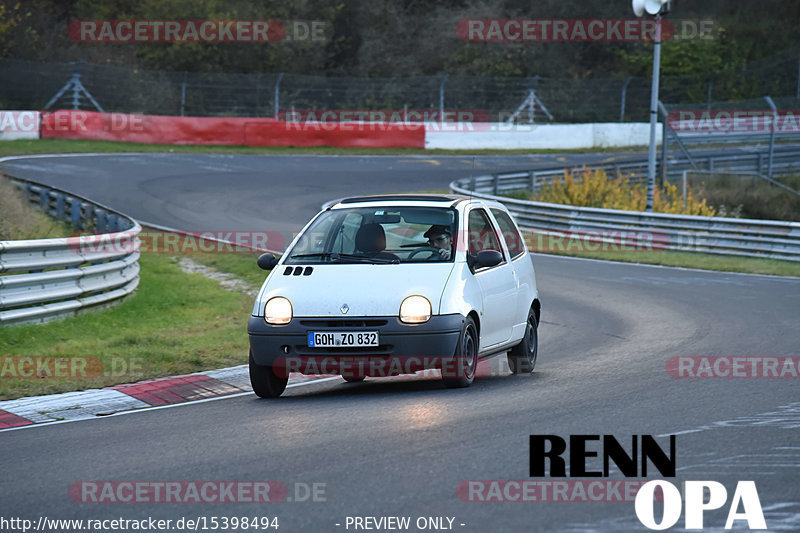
[437,247,451,260]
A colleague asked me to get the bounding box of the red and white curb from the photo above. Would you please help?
[0,365,328,430]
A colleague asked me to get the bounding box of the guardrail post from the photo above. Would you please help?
[84,203,95,230]
[39,187,49,209]
[55,193,65,221]
[96,209,107,233]
[71,198,82,228]
[470,176,476,191]
[708,157,714,171]
[529,171,536,192]
[493,174,499,195]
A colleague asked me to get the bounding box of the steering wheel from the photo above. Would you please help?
[407,246,441,260]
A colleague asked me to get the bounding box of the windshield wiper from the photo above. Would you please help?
[290,252,338,259]
[289,252,398,264]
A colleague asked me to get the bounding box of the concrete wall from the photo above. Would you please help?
[0,111,41,141]
[425,122,663,150]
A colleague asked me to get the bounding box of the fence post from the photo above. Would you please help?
[180,72,187,116]
[274,73,284,119]
[659,118,667,188]
[439,74,449,120]
[255,73,261,114]
[682,170,687,211]
[620,77,632,122]
[764,96,777,178]
[797,54,800,100]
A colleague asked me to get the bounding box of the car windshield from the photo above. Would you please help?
[285,206,457,264]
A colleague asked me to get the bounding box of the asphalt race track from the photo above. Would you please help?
[1,151,799,532]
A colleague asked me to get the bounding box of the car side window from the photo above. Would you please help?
[491,208,526,259]
[467,208,505,262]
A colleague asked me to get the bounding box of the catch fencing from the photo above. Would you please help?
[2,56,800,123]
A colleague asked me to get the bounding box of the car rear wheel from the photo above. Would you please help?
[443,316,478,388]
[507,307,538,374]
[343,375,365,383]
[249,351,288,398]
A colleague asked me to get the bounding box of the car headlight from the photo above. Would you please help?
[399,295,431,324]
[264,297,293,325]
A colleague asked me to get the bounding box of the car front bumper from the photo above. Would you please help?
[248,314,464,377]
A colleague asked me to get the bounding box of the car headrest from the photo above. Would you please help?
[355,223,387,254]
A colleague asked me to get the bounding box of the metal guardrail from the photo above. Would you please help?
[0,175,141,325]
[451,151,800,262]
[466,148,800,194]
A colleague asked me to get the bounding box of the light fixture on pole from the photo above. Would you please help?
[633,0,670,212]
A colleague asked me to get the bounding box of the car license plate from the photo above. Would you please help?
[308,331,379,348]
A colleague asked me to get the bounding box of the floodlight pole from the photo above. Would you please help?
[645,14,662,212]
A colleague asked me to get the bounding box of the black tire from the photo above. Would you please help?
[342,376,365,383]
[249,351,288,398]
[443,316,478,388]
[508,307,538,374]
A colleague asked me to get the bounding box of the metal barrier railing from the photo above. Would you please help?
[0,175,141,325]
[452,151,800,262]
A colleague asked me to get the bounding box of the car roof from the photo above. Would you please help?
[329,194,471,208]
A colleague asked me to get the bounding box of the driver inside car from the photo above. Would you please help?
[424,225,453,260]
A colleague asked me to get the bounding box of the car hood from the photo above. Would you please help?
[254,263,456,317]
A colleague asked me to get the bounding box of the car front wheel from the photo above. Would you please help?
[249,351,289,398]
[507,307,538,374]
[443,316,478,388]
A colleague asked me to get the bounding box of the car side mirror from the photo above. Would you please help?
[467,250,503,270]
[257,253,278,271]
[476,250,503,268]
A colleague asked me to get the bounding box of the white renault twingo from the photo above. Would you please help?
[248,194,540,397]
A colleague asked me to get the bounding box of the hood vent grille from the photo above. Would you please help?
[283,266,314,276]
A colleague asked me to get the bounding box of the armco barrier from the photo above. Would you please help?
[41,110,425,148]
[0,173,141,325]
[451,167,800,262]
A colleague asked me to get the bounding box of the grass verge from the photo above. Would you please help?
[0,138,637,157]
[0,174,73,240]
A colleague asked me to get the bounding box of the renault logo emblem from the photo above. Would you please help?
[340,304,349,314]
